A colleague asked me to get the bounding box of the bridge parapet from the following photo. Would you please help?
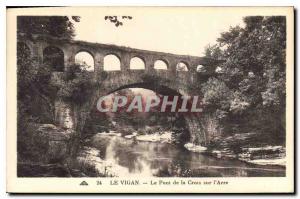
[18,34,221,75]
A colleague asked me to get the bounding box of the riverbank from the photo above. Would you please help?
[183,133,286,167]
[76,146,118,177]
[97,131,286,167]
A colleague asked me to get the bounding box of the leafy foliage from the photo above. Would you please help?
[43,46,65,71]
[201,77,231,110]
[18,16,80,39]
[17,16,81,163]
[104,16,133,27]
[201,16,286,143]
[50,64,96,105]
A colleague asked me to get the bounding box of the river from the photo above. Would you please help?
[82,133,285,177]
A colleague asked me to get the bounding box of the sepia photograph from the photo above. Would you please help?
[6,6,294,193]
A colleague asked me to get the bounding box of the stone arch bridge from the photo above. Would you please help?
[18,34,221,146]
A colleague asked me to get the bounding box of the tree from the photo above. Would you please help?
[18,16,80,39]
[201,77,231,110]
[204,44,224,60]
[17,16,81,123]
[216,16,286,107]
[17,16,83,162]
[201,16,286,143]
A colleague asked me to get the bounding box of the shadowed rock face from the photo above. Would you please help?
[17,123,75,176]
[35,124,74,163]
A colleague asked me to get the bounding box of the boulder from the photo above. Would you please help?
[184,143,207,153]
[32,124,74,163]
[238,145,285,161]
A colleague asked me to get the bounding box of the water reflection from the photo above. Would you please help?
[90,134,285,177]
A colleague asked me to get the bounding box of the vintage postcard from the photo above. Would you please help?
[6,7,294,193]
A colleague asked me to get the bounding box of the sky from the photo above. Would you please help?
[72,8,247,93]
[73,8,246,56]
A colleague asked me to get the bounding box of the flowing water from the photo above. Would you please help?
[87,133,285,177]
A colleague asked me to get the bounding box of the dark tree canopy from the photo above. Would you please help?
[202,16,286,142]
[17,16,81,125]
[17,16,80,39]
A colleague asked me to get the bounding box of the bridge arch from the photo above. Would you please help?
[43,45,64,72]
[82,81,192,144]
[154,59,168,70]
[130,56,146,70]
[75,48,95,57]
[104,54,121,71]
[75,51,95,71]
[176,61,189,71]
[196,65,206,73]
